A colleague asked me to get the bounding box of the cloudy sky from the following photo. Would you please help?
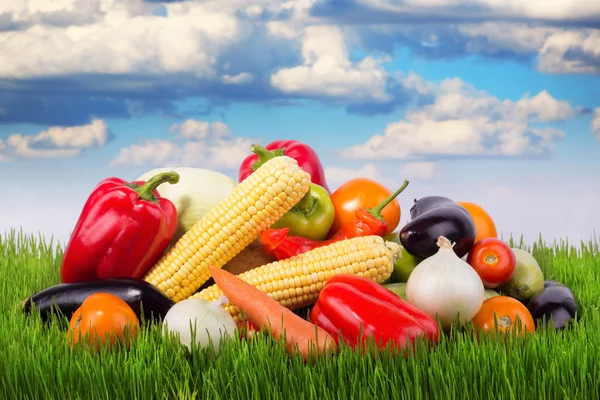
[1,0,599,248]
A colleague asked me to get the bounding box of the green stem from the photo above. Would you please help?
[135,171,180,202]
[367,180,409,220]
[250,144,285,172]
[295,185,314,213]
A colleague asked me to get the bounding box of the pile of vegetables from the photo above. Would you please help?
[21,139,580,360]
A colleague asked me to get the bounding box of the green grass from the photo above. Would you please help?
[1,228,599,400]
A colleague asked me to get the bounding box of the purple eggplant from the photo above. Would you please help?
[399,196,476,259]
[22,278,175,323]
[527,280,578,330]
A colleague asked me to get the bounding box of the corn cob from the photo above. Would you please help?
[193,235,401,322]
[143,155,311,302]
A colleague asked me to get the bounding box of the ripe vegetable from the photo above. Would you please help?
[310,275,439,352]
[60,172,180,283]
[498,248,545,302]
[239,141,331,193]
[527,281,578,330]
[22,278,174,323]
[162,297,237,354]
[270,183,335,240]
[400,196,476,259]
[391,246,422,283]
[67,293,140,350]
[143,156,311,302]
[208,266,337,361]
[329,178,402,236]
[406,236,485,330]
[137,167,237,242]
[260,180,409,260]
[471,296,535,336]
[458,202,498,243]
[194,235,400,323]
[467,238,516,288]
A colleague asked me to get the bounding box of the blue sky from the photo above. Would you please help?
[1,0,600,247]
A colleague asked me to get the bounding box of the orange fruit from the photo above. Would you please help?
[471,296,535,337]
[458,201,498,243]
[67,293,139,350]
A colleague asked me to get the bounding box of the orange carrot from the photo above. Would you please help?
[208,266,337,360]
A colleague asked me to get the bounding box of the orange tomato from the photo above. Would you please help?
[67,293,140,350]
[458,201,498,243]
[471,296,535,337]
[329,178,402,235]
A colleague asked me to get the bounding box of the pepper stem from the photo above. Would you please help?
[250,144,285,172]
[135,171,180,202]
[367,180,409,220]
[295,185,313,213]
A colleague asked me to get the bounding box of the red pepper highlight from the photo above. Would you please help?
[260,180,409,260]
[310,275,439,352]
[60,172,179,283]
[239,141,331,193]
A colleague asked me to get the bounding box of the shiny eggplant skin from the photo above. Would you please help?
[543,280,563,289]
[409,196,457,220]
[22,278,175,322]
[400,196,476,259]
[527,281,578,330]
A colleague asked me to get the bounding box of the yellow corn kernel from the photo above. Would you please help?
[143,155,311,302]
[193,235,401,322]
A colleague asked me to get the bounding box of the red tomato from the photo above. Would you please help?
[329,178,402,236]
[467,238,516,288]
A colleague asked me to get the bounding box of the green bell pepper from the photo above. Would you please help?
[271,183,335,240]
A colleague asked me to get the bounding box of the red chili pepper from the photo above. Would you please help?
[310,275,439,352]
[238,140,330,193]
[60,172,180,284]
[260,180,409,260]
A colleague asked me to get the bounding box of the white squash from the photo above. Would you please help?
[137,167,237,241]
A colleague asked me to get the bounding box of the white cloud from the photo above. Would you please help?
[515,90,575,122]
[4,119,110,159]
[537,29,600,74]
[169,120,232,141]
[357,0,600,20]
[112,120,254,170]
[340,76,574,160]
[0,0,153,26]
[593,107,600,140]
[458,22,556,55]
[221,72,255,84]
[270,25,390,101]
[401,162,443,181]
[110,139,180,167]
[0,2,241,79]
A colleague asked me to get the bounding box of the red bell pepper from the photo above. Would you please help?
[260,180,409,260]
[310,275,439,352]
[239,140,330,193]
[60,172,180,284]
